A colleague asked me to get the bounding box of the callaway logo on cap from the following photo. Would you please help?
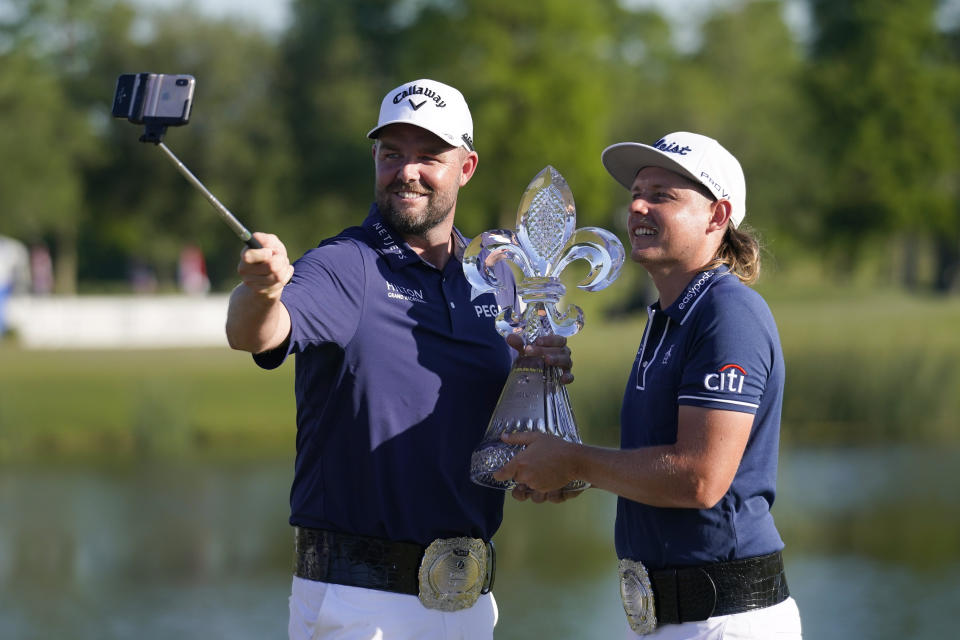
[367,79,474,151]
[601,131,746,227]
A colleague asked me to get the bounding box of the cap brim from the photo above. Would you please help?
[367,119,459,149]
[601,142,701,191]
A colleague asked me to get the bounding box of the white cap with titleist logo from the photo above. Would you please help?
[367,78,475,151]
[601,131,746,227]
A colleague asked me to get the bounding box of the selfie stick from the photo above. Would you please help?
[142,123,262,249]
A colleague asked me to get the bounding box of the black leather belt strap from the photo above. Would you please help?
[293,526,495,596]
[650,551,789,624]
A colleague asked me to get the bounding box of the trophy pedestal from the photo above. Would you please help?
[470,355,589,492]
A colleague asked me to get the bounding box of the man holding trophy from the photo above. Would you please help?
[225,78,571,640]
[492,132,803,638]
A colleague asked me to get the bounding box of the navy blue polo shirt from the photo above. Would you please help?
[616,267,785,569]
[254,206,515,546]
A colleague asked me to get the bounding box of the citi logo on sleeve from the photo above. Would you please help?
[703,364,747,394]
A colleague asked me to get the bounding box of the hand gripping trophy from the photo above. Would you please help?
[464,166,624,491]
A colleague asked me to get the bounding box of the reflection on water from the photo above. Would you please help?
[1,447,958,639]
[0,461,294,639]
[789,554,956,640]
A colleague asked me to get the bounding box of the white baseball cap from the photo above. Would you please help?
[601,131,746,227]
[367,79,474,151]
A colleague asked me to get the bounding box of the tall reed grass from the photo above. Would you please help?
[1,290,957,461]
[569,290,960,446]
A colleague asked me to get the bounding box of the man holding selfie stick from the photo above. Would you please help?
[226,79,571,640]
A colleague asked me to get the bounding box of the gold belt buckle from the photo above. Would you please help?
[418,537,490,611]
[619,558,657,634]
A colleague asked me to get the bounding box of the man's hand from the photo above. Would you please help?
[509,483,584,504]
[506,333,574,384]
[226,231,294,354]
[238,232,294,301]
[493,430,581,494]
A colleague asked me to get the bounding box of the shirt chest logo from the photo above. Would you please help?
[474,303,502,319]
[660,344,675,366]
[385,280,426,304]
[703,364,747,394]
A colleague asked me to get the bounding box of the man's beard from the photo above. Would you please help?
[376,180,456,237]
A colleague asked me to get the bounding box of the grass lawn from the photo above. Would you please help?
[0,345,296,461]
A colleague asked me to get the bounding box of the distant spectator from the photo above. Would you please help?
[178,245,210,295]
[29,244,54,295]
[0,235,31,335]
[129,259,158,294]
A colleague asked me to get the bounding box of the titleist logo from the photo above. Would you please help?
[653,138,692,156]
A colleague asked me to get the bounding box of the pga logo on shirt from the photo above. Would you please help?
[474,304,501,318]
[703,363,747,394]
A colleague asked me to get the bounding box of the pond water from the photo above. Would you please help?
[1,446,958,639]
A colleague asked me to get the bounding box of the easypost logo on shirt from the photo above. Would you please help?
[385,280,426,304]
[678,270,716,311]
[703,363,747,394]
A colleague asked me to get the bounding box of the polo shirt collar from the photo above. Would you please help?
[362,204,467,271]
[658,266,731,325]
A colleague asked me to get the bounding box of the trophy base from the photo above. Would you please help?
[469,442,589,492]
[470,442,521,490]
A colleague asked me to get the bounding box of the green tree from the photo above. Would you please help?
[85,9,294,289]
[665,1,815,256]
[0,1,104,293]
[278,0,646,245]
[807,0,960,290]
[277,0,403,250]
[2,0,294,291]
[396,0,628,236]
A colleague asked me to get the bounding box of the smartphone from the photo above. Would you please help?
[112,73,195,126]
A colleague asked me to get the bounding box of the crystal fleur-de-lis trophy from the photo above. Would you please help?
[464,166,624,490]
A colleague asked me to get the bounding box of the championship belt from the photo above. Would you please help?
[418,537,495,611]
[619,558,657,634]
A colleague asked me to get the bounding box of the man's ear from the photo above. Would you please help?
[459,150,479,187]
[708,199,733,231]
